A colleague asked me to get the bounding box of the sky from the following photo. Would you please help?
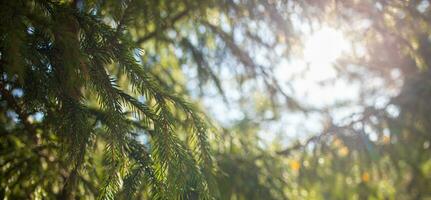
[198,24,364,145]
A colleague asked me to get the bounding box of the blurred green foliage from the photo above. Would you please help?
[1,0,430,199]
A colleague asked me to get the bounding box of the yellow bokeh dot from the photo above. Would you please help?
[338,146,349,157]
[290,160,301,171]
[361,172,370,182]
[382,135,390,144]
[333,138,342,147]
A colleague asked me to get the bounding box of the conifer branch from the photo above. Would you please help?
[0,82,39,143]
[136,8,190,45]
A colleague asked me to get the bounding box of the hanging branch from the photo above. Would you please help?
[0,82,39,143]
[136,8,190,45]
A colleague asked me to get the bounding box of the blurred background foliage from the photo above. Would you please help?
[1,0,431,199]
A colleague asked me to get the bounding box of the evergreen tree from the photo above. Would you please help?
[1,0,219,199]
[1,0,431,199]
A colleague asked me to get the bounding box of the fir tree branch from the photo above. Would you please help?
[203,21,307,112]
[135,8,190,45]
[0,82,39,144]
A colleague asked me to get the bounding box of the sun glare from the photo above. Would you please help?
[303,27,350,81]
[266,26,356,141]
[304,27,349,65]
[274,26,355,110]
